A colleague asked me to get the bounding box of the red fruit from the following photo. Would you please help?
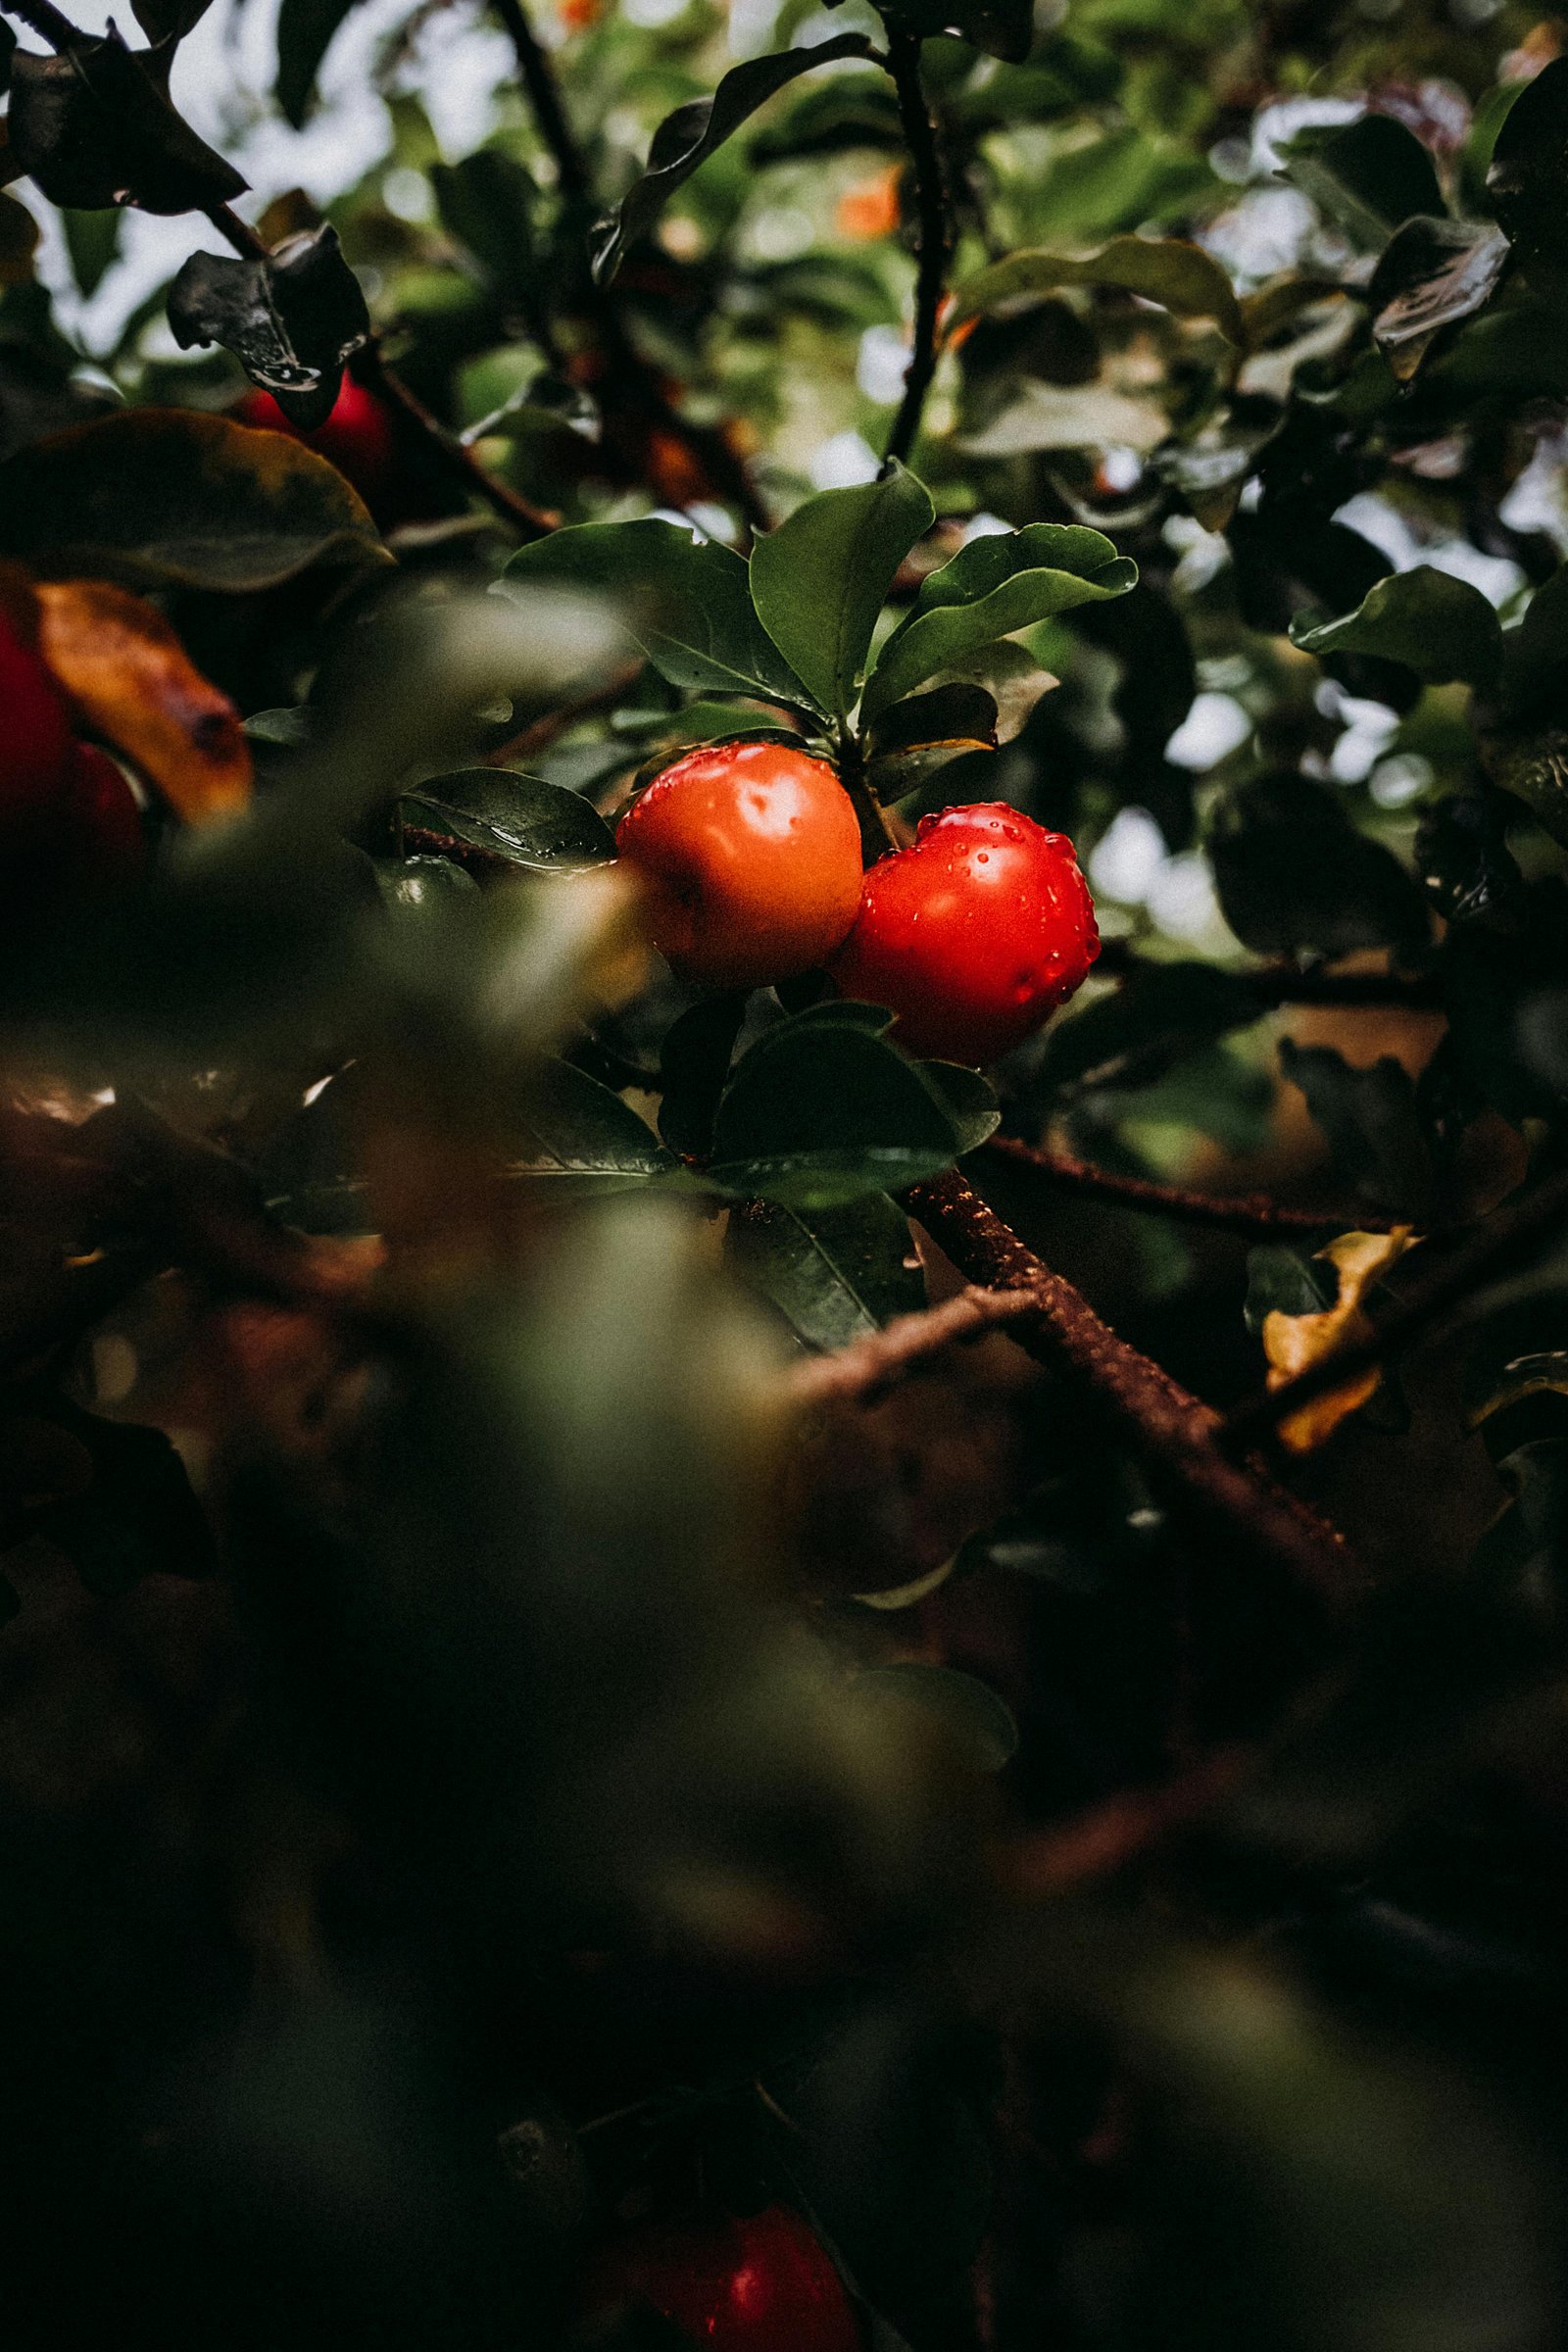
[829,803,1099,1064]
[580,2205,861,2352]
[615,741,863,990]
[0,604,74,820]
[57,742,144,891]
[235,376,401,512]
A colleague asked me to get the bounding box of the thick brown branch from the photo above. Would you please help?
[905,1167,1358,1604]
[982,1136,1395,1237]
[1222,1153,1568,1452]
[784,1285,1037,1411]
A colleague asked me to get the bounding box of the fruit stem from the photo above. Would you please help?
[882,28,950,473]
[836,724,902,863]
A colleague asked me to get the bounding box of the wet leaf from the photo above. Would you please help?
[1369,217,1509,380]
[397,768,615,874]
[0,407,385,590]
[727,1192,923,1348]
[34,577,253,821]
[506,1060,677,1193]
[168,225,369,427]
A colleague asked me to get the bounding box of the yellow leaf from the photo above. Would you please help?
[1262,1227,1417,1454]
[34,578,252,823]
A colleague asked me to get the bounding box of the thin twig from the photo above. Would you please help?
[1222,1154,1568,1453]
[981,1136,1397,1237]
[490,0,591,205]
[905,1167,1358,1603]
[784,1285,1037,1411]
[883,28,949,471]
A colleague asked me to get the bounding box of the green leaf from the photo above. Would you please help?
[276,0,365,127]
[919,1059,1001,1153]
[865,681,999,801]
[706,1004,962,1209]
[748,74,903,164]
[726,1193,924,1348]
[1244,1245,1338,1335]
[851,1663,1019,1770]
[505,518,815,710]
[1038,958,1264,1099]
[749,465,934,719]
[1487,55,1568,300]
[62,206,121,300]
[1209,775,1431,963]
[590,34,879,283]
[1277,112,1446,248]
[1290,566,1503,692]
[431,148,538,300]
[507,1059,677,1193]
[0,406,386,591]
[862,524,1135,719]
[951,233,1243,343]
[659,993,748,1159]
[398,768,615,874]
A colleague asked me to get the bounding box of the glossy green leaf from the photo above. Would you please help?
[506,1058,678,1193]
[750,465,934,718]
[505,518,816,710]
[0,406,385,590]
[398,768,615,874]
[919,1059,1001,1154]
[591,34,879,283]
[726,1192,924,1348]
[951,233,1243,343]
[707,1004,962,1208]
[1368,217,1509,379]
[862,523,1135,718]
[1291,565,1503,691]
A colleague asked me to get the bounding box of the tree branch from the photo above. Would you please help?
[1221,1153,1568,1453]
[883,29,949,471]
[905,1167,1359,1604]
[981,1135,1397,1237]
[490,0,590,207]
[1094,937,1443,1011]
[784,1285,1037,1411]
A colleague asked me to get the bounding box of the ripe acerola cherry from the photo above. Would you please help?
[235,377,401,513]
[615,741,863,990]
[0,603,74,818]
[829,803,1099,1064]
[579,2205,861,2352]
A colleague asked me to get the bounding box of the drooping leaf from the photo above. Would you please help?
[6,31,247,215]
[61,204,122,298]
[1368,217,1510,380]
[1277,112,1445,248]
[0,407,385,591]
[1487,56,1568,301]
[34,579,253,822]
[168,225,369,428]
[591,35,879,283]
[749,465,934,719]
[951,234,1243,344]
[706,1004,963,1208]
[275,0,367,127]
[397,768,615,874]
[1209,774,1431,963]
[862,523,1135,719]
[726,1192,924,1348]
[506,1059,677,1193]
[1280,1040,1441,1221]
[1290,565,1503,691]
[506,519,815,710]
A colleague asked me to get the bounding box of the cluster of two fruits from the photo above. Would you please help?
[617,739,1100,1067]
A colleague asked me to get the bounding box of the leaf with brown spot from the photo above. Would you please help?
[35,579,252,822]
[1262,1227,1417,1453]
[0,407,386,591]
